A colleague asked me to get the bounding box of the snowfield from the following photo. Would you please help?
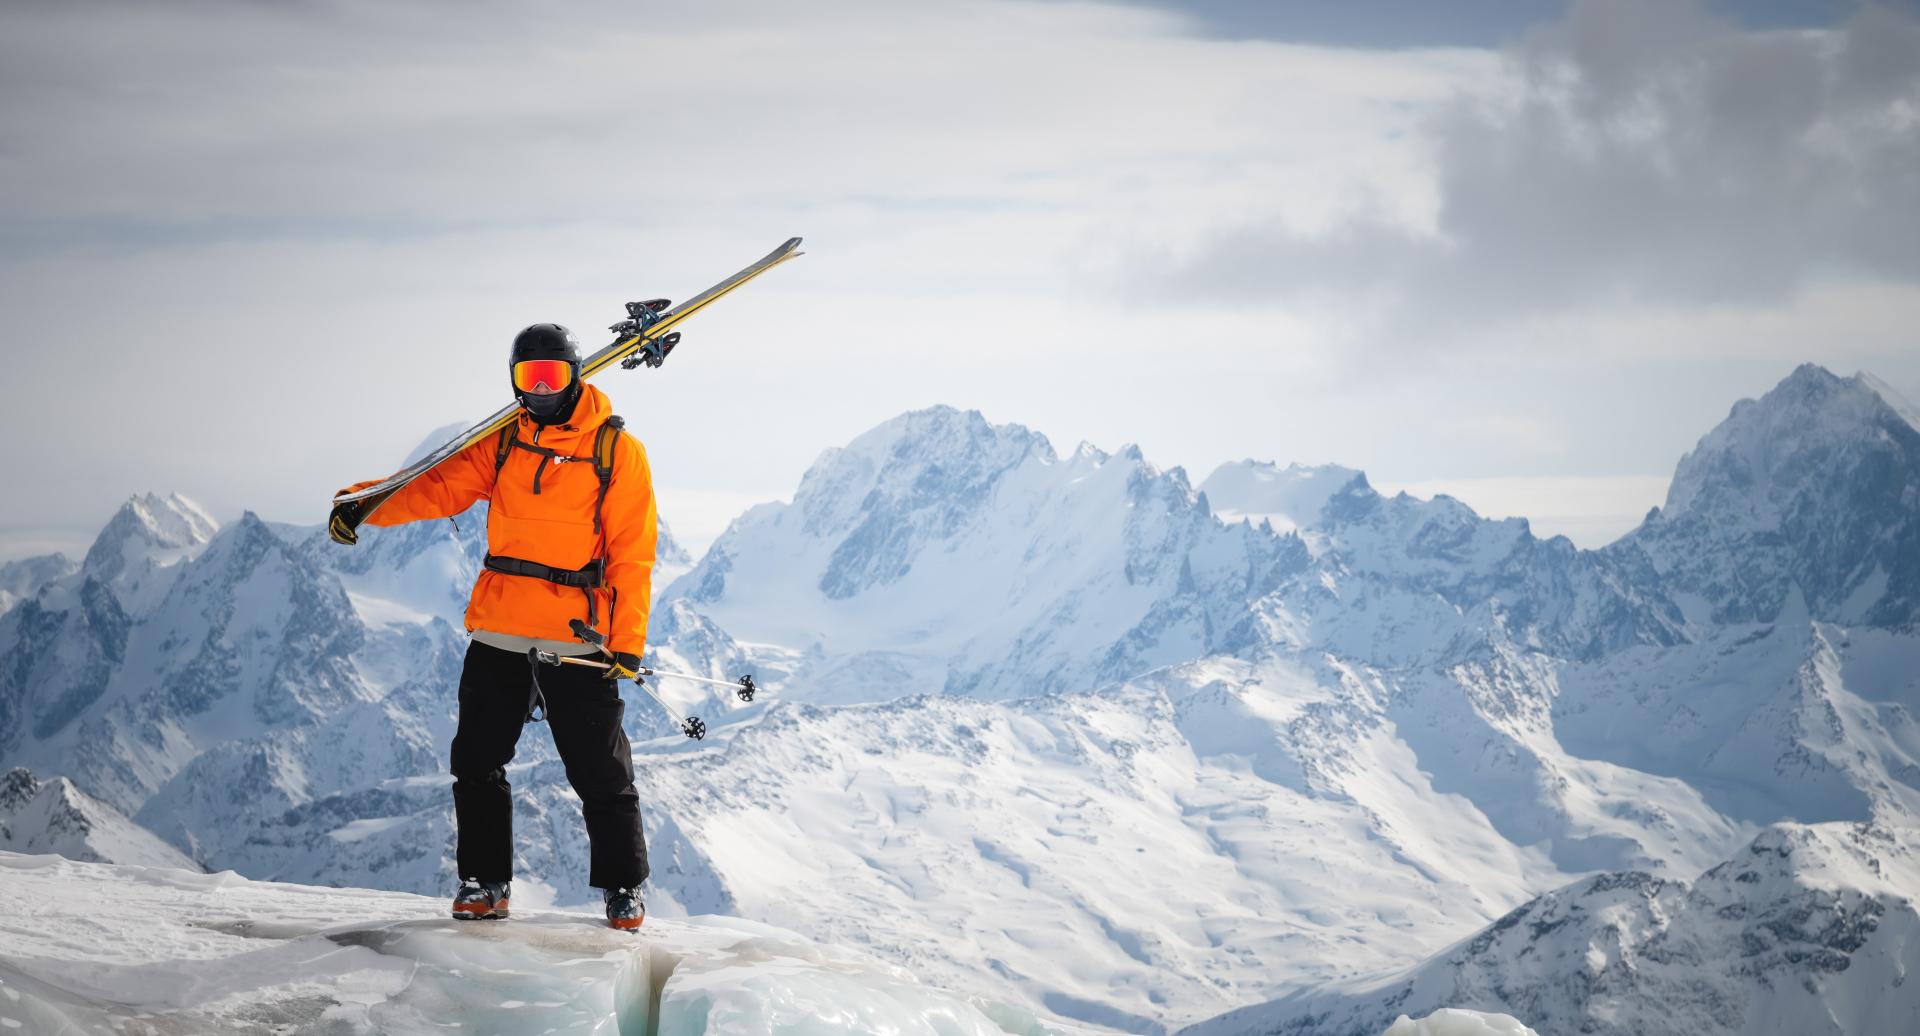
[0,850,1093,1036]
[0,850,1524,1036]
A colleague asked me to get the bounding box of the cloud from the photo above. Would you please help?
[1070,0,1571,49]
[2,0,1913,545]
[1156,0,1920,324]
[0,0,1467,247]
[0,0,1478,531]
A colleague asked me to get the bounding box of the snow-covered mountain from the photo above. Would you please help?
[1198,460,1362,536]
[0,492,219,785]
[662,405,1683,710]
[1612,364,1920,629]
[1187,821,1920,1036]
[668,407,1304,704]
[0,766,197,869]
[0,364,1915,1034]
[0,550,75,616]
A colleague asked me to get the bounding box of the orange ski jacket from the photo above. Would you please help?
[338,385,659,654]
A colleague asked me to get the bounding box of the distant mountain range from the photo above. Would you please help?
[0,363,1914,1035]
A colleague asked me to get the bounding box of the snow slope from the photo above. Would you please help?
[0,849,1106,1036]
[0,766,197,870]
[1186,822,1920,1036]
[0,850,1529,1036]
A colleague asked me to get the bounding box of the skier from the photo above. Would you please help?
[330,323,656,930]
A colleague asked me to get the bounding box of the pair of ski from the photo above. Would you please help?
[331,237,801,736]
[330,236,803,533]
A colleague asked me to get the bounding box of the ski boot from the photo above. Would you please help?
[604,886,645,931]
[451,878,510,920]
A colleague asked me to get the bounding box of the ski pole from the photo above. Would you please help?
[556,619,760,740]
[530,650,756,700]
[531,647,708,740]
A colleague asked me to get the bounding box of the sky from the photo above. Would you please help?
[1,0,1916,557]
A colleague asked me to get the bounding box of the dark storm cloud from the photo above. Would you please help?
[1087,0,1568,48]
[1156,0,1920,320]
[1100,0,1898,48]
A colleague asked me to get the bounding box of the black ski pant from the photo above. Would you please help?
[449,640,648,890]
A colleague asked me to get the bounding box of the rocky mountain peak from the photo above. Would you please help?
[1620,364,1920,626]
[1662,364,1920,524]
[81,492,218,585]
[791,406,1054,533]
[0,765,199,869]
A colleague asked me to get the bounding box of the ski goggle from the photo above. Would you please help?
[512,359,574,395]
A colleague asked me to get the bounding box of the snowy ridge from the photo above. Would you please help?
[79,490,217,595]
[668,406,1306,704]
[0,766,197,870]
[1236,476,1684,666]
[1186,822,1920,1036]
[1198,459,1362,538]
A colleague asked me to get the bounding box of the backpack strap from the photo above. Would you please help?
[494,427,563,494]
[495,426,514,475]
[592,416,624,535]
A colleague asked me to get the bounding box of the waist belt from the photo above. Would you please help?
[483,555,606,589]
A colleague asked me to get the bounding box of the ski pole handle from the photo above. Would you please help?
[531,649,612,671]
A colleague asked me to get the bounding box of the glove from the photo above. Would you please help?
[328,498,365,546]
[606,652,642,682]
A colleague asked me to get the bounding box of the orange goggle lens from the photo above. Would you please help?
[512,359,574,395]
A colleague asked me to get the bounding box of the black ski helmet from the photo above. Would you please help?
[510,322,583,424]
